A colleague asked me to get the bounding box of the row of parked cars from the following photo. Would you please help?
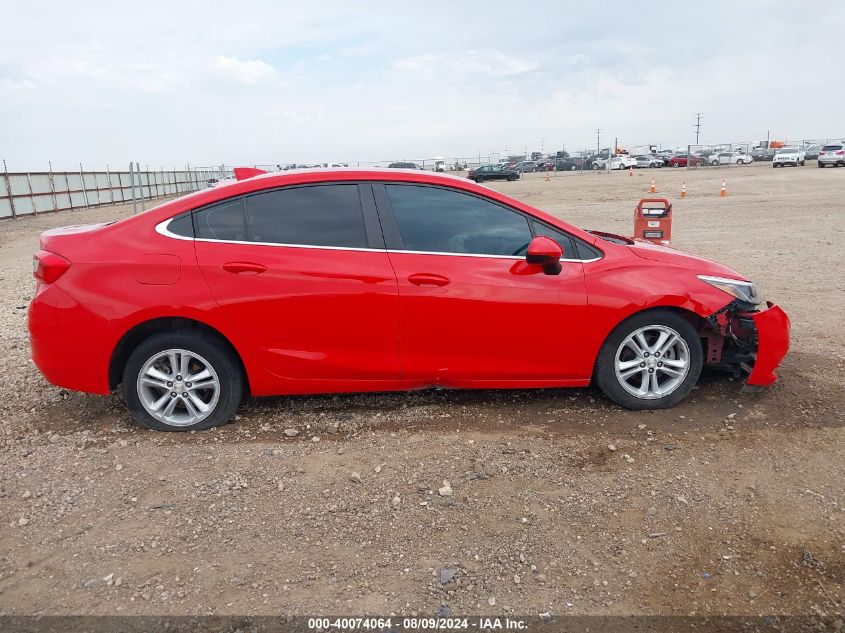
[492,149,758,174]
[769,144,845,168]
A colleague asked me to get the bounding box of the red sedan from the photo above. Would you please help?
[29,168,789,431]
[668,154,703,168]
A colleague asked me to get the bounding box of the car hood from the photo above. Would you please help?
[626,239,748,280]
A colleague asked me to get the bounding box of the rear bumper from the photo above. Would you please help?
[29,283,114,395]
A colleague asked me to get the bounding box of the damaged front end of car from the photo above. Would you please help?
[700,299,790,392]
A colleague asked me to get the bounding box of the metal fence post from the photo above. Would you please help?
[48,161,58,212]
[106,164,115,203]
[137,163,145,211]
[3,159,16,219]
[79,163,89,208]
[63,172,71,210]
[25,171,35,215]
[130,162,137,215]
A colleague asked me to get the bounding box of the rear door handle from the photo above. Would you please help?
[223,261,267,275]
[408,273,450,287]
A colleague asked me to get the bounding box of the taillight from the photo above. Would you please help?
[819,151,825,155]
[33,250,71,284]
[836,150,844,155]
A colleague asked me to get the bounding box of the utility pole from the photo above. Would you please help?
[595,129,602,155]
[694,113,702,145]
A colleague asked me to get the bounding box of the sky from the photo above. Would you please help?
[2,1,844,170]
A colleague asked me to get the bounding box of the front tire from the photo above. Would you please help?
[594,310,703,410]
[122,330,243,431]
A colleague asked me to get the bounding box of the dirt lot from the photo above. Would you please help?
[0,163,843,618]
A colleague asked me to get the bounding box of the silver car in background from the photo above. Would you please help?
[818,143,845,168]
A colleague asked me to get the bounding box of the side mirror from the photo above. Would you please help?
[526,235,563,275]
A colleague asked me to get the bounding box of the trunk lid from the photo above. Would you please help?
[40,222,112,253]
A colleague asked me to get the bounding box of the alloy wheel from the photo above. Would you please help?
[613,325,690,400]
[136,348,221,427]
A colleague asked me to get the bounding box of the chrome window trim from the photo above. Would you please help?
[155,218,601,263]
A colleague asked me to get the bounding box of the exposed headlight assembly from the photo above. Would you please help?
[698,275,760,305]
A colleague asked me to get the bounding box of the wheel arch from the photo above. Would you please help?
[108,316,250,394]
[590,305,708,379]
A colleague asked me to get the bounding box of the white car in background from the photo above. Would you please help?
[709,152,753,166]
[592,154,638,170]
[772,147,806,168]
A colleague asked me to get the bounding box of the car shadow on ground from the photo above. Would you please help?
[30,361,840,442]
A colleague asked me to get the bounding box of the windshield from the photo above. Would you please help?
[778,147,799,153]
[822,145,843,151]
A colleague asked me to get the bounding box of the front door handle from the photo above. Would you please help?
[223,261,267,275]
[408,273,450,287]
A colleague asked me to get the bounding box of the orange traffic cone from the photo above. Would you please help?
[629,166,633,177]
[544,170,550,182]
[720,179,727,197]
[649,178,657,193]
[680,182,686,199]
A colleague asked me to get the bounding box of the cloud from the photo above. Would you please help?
[212,55,278,84]
[1,2,844,168]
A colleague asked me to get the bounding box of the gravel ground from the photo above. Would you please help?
[0,164,843,618]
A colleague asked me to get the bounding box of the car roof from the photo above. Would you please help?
[121,167,602,248]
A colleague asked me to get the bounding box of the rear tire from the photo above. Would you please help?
[594,310,703,410]
[818,162,825,168]
[122,330,243,432]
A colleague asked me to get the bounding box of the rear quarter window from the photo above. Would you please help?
[166,213,194,238]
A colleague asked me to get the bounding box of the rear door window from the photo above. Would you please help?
[194,198,247,241]
[245,184,367,248]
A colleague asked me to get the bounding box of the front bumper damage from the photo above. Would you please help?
[702,300,790,391]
